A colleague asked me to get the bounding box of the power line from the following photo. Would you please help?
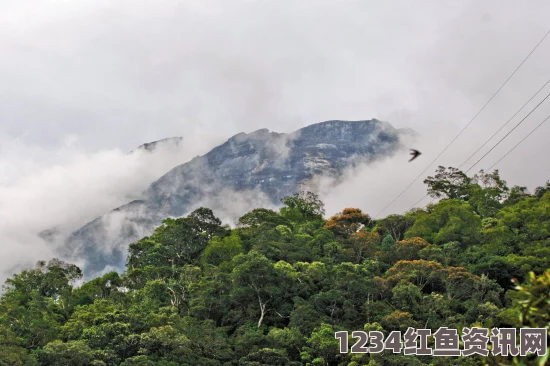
[424,197,436,209]
[407,81,550,211]
[407,193,430,211]
[465,91,550,173]
[374,28,550,218]
[486,113,550,172]
[407,110,550,212]
[458,77,550,169]
[406,93,550,211]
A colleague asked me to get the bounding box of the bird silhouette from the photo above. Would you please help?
[409,149,421,162]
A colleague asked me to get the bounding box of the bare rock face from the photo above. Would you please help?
[64,119,413,277]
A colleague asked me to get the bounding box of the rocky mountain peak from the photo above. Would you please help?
[64,119,413,278]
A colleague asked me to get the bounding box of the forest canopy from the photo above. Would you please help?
[0,167,549,366]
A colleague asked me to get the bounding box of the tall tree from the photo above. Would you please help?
[280,192,325,222]
[424,166,472,200]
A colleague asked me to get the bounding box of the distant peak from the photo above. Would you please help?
[228,128,279,144]
[129,137,183,154]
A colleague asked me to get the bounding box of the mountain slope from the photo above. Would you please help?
[64,119,414,277]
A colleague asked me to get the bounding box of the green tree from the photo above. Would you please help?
[305,323,343,366]
[38,340,97,366]
[280,192,325,222]
[238,208,292,229]
[239,348,297,366]
[375,214,416,242]
[202,231,244,266]
[405,199,482,247]
[424,166,472,200]
[231,252,295,328]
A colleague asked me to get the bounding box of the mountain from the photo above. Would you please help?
[63,119,414,277]
[129,136,184,154]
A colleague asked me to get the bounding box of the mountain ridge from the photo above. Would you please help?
[63,119,415,277]
[129,136,184,154]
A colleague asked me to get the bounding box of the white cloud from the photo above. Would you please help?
[0,133,225,283]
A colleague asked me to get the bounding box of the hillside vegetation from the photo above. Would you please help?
[1,166,549,365]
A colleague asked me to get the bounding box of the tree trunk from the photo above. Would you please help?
[257,299,267,328]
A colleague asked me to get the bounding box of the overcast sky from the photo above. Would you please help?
[1,0,550,278]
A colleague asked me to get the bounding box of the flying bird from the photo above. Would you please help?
[409,149,421,162]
